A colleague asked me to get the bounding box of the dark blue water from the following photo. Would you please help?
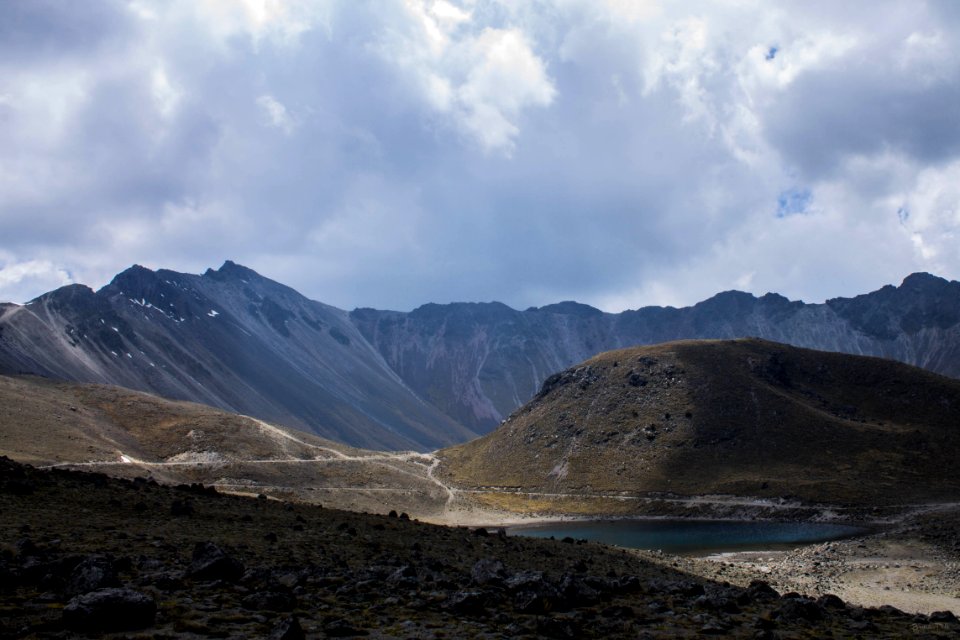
[508,519,866,554]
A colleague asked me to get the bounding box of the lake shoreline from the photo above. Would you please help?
[429,499,960,616]
[505,518,873,556]
[631,504,960,616]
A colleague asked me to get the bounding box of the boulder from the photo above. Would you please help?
[471,558,507,586]
[447,590,487,615]
[66,556,120,595]
[62,588,155,632]
[270,616,305,640]
[930,610,958,624]
[188,541,244,582]
[241,590,296,612]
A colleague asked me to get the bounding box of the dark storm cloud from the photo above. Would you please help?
[763,58,960,179]
[0,0,134,62]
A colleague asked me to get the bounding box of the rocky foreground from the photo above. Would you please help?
[1,458,957,639]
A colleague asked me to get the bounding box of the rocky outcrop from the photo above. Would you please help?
[62,588,156,632]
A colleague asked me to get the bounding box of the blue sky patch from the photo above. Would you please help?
[776,188,812,217]
[766,46,779,61]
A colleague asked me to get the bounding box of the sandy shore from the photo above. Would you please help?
[432,500,960,616]
[631,505,960,615]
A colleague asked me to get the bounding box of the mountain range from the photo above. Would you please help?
[2,262,959,450]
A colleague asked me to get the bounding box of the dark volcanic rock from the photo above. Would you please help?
[324,619,370,637]
[447,589,489,615]
[739,579,780,604]
[62,588,156,632]
[170,498,194,516]
[817,593,847,610]
[189,541,244,582]
[776,596,824,622]
[930,610,958,623]
[66,555,120,595]
[241,590,296,611]
[471,558,507,586]
[270,616,306,640]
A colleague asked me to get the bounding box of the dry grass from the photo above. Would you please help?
[0,375,448,517]
[441,338,960,511]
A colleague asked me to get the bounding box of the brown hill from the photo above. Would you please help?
[0,375,449,516]
[440,339,960,507]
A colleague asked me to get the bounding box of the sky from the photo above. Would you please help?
[2,0,959,312]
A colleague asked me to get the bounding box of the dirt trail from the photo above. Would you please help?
[41,415,463,515]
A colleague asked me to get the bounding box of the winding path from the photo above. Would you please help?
[41,415,461,513]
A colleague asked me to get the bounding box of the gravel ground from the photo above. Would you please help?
[633,505,960,617]
[3,457,957,639]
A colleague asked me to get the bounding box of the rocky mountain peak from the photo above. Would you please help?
[693,289,758,315]
[204,260,262,283]
[533,301,604,317]
[30,283,97,305]
[100,264,161,297]
[899,271,950,293]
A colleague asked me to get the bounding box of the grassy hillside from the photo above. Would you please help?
[0,375,362,465]
[440,339,960,506]
[0,375,449,516]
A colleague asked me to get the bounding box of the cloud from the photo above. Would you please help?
[1,0,960,312]
[0,259,73,304]
[899,160,960,269]
[377,3,556,154]
[257,94,296,134]
[455,28,557,152]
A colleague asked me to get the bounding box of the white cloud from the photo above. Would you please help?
[899,160,960,270]
[456,28,556,152]
[0,259,73,303]
[151,63,181,120]
[643,16,717,128]
[429,0,472,32]
[257,94,296,134]
[189,0,323,48]
[379,4,556,154]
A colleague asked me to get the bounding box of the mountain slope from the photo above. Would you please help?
[0,262,474,451]
[440,339,960,506]
[0,374,449,516]
[352,273,960,432]
[0,374,358,467]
